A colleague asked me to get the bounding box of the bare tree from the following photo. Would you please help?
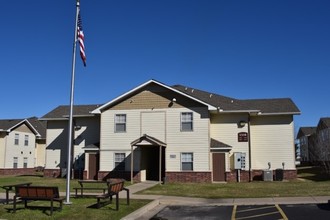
[309,128,330,175]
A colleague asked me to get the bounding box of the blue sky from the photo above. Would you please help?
[1,0,329,133]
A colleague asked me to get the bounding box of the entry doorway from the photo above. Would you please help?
[212,153,226,182]
[88,153,99,180]
[140,146,165,181]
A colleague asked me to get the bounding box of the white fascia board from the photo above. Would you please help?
[256,112,301,116]
[39,118,69,121]
[91,79,217,114]
[215,110,260,114]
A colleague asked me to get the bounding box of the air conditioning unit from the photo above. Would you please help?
[263,170,273,181]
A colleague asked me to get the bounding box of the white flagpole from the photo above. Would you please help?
[64,0,80,205]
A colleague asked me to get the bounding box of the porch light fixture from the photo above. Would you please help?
[74,125,81,131]
[238,120,247,127]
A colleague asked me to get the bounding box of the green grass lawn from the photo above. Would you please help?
[0,198,151,220]
[0,175,146,219]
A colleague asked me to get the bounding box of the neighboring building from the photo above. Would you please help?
[41,79,300,182]
[0,117,46,175]
[296,127,316,163]
[40,105,101,179]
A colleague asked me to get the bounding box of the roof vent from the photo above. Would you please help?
[191,89,194,93]
[210,94,213,98]
[231,100,234,103]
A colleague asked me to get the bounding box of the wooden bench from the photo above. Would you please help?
[1,182,32,204]
[96,179,130,210]
[13,186,65,216]
[73,180,109,197]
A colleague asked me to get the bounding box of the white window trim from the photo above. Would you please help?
[180,112,193,132]
[181,152,194,171]
[114,114,127,133]
[114,152,126,170]
[13,157,18,169]
[23,157,28,168]
[14,133,19,145]
[24,135,29,146]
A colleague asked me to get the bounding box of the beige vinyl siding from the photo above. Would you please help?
[35,141,46,167]
[99,107,210,172]
[4,125,36,168]
[166,107,210,172]
[45,118,100,170]
[0,134,6,168]
[250,115,296,170]
[45,121,68,169]
[73,117,100,170]
[141,111,166,142]
[210,114,249,171]
[100,109,142,171]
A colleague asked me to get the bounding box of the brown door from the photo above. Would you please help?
[88,154,99,180]
[212,153,225,181]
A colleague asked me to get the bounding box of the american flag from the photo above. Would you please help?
[77,12,86,67]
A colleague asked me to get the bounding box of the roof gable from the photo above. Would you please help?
[0,118,42,137]
[131,134,167,147]
[297,127,317,138]
[317,117,330,130]
[92,79,217,114]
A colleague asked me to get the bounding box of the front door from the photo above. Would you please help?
[212,153,226,181]
[88,153,99,180]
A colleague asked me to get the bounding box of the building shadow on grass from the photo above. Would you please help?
[87,200,117,210]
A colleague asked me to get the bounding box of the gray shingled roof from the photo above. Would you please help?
[319,117,330,128]
[172,84,300,114]
[210,138,232,149]
[0,117,46,139]
[41,104,102,119]
[28,117,47,139]
[296,127,317,139]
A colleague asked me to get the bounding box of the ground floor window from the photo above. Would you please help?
[23,157,28,168]
[181,152,193,171]
[13,157,18,168]
[114,153,125,170]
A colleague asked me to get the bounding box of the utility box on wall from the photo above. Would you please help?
[263,170,273,181]
[234,152,246,170]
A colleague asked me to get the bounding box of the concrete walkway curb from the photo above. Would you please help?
[121,199,160,220]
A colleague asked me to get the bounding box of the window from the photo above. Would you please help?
[13,157,18,169]
[114,153,125,170]
[23,157,28,168]
[181,112,193,131]
[14,133,19,145]
[24,135,29,146]
[181,153,193,171]
[115,114,126,132]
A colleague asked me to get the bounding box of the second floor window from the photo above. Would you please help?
[115,114,126,132]
[24,135,29,146]
[14,134,19,145]
[181,112,193,131]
